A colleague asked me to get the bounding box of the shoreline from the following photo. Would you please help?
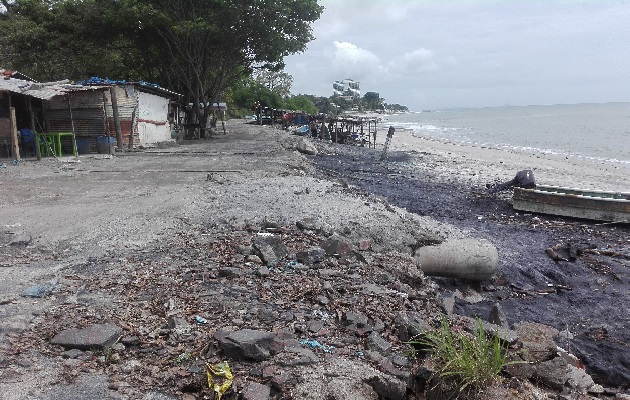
[372,125,630,193]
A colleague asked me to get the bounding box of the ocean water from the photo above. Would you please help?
[384,103,630,165]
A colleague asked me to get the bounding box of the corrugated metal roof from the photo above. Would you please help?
[0,75,108,100]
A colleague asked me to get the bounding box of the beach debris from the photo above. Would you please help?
[9,233,32,246]
[299,339,335,353]
[546,245,569,262]
[206,361,233,399]
[413,239,499,281]
[21,278,58,298]
[296,137,318,155]
[50,323,122,350]
[487,169,536,193]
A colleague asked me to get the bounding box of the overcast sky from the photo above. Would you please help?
[283,0,630,110]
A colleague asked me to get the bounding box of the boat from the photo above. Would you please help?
[512,185,630,223]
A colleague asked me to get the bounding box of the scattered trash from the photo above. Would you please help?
[357,351,364,357]
[206,361,233,399]
[286,260,299,268]
[21,279,58,298]
[195,316,208,324]
[299,339,335,353]
[0,163,6,169]
[256,232,274,237]
[175,352,193,365]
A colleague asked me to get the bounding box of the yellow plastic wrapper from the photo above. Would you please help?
[206,361,233,399]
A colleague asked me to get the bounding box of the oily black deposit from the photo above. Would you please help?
[310,140,630,389]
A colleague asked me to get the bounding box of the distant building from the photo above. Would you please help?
[333,79,360,99]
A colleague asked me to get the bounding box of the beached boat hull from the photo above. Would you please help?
[512,185,630,223]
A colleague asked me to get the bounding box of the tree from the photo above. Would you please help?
[0,0,130,80]
[230,80,283,111]
[253,70,293,98]
[124,0,322,129]
[362,91,383,111]
[285,94,316,114]
[1,0,323,128]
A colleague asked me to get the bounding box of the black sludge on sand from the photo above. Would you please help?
[311,142,629,389]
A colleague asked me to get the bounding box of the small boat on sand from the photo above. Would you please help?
[512,185,630,223]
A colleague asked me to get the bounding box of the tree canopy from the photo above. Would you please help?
[0,0,323,125]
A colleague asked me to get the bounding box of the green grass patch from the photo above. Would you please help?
[409,317,510,396]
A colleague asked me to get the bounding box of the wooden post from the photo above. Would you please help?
[27,97,41,160]
[9,106,19,160]
[102,91,111,154]
[67,94,79,158]
[109,87,123,149]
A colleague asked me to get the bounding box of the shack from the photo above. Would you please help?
[0,72,181,158]
[63,77,182,150]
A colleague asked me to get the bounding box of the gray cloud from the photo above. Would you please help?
[284,0,630,110]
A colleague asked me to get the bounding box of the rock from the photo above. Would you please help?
[296,138,317,155]
[50,323,122,350]
[214,329,283,361]
[270,372,297,390]
[253,235,288,265]
[248,255,263,264]
[464,318,519,346]
[321,234,354,256]
[532,357,568,390]
[276,346,320,366]
[21,278,58,298]
[218,267,242,278]
[566,364,595,393]
[414,239,499,281]
[62,349,84,359]
[236,245,254,255]
[394,312,430,342]
[488,302,509,328]
[358,239,371,251]
[514,322,559,363]
[167,316,191,336]
[296,247,326,265]
[241,381,271,400]
[295,218,319,231]
[366,375,406,400]
[9,233,31,246]
[365,332,392,355]
[343,311,369,327]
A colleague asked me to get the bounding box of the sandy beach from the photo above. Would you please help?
[375,124,630,193]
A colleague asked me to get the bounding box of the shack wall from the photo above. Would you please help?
[45,86,140,149]
[136,90,171,145]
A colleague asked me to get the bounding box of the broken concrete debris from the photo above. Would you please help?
[50,323,122,350]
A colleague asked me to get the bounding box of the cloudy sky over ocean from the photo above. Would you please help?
[283,0,630,110]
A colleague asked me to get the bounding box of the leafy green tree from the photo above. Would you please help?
[285,94,316,114]
[122,0,322,127]
[1,0,323,128]
[0,0,129,80]
[254,70,293,98]
[231,80,283,111]
[362,91,383,111]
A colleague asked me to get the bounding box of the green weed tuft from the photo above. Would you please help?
[409,317,510,396]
